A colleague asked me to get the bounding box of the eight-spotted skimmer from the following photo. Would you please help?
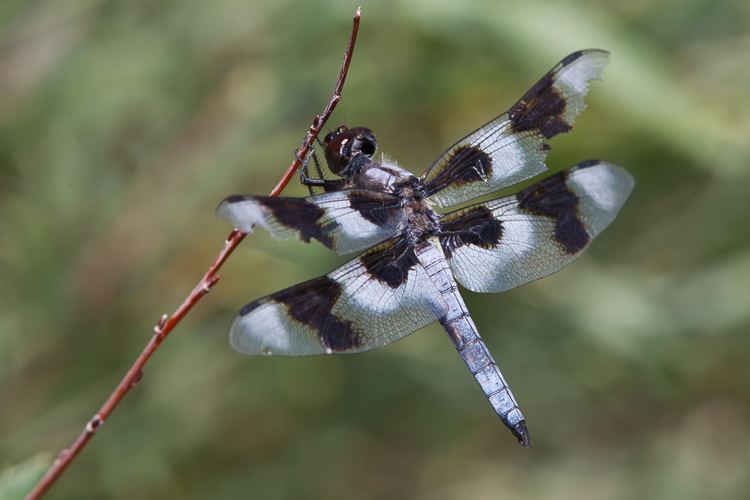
[217,49,633,447]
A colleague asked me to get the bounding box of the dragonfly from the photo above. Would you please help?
[217,49,634,447]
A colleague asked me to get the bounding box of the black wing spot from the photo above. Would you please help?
[516,171,589,254]
[347,191,401,225]
[446,146,493,185]
[272,276,361,351]
[424,145,493,196]
[439,206,503,258]
[509,73,571,139]
[360,238,419,289]
[256,197,336,249]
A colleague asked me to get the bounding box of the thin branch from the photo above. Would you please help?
[26,7,361,499]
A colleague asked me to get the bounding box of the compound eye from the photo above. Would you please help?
[324,125,349,145]
[349,127,377,158]
[323,128,355,176]
[358,136,376,156]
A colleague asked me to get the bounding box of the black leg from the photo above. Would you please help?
[311,147,325,182]
[297,149,319,195]
[297,148,343,194]
[299,174,345,189]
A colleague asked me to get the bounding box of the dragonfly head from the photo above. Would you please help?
[323,125,377,176]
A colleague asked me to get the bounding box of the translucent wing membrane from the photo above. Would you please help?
[421,49,610,208]
[216,189,406,255]
[229,238,447,356]
[438,160,634,293]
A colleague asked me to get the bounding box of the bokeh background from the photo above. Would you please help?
[2,0,750,498]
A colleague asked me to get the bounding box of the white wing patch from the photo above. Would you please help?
[217,190,406,255]
[421,50,610,208]
[229,238,448,356]
[440,160,633,293]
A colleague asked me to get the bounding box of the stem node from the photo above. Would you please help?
[85,414,103,434]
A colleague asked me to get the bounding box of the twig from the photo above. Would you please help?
[26,7,361,499]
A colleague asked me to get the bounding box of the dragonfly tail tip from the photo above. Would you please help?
[512,420,532,448]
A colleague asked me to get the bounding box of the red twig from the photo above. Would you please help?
[27,7,361,499]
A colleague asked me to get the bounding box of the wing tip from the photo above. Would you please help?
[216,195,269,234]
[558,49,610,84]
[574,159,635,196]
[229,305,281,356]
[216,195,250,225]
[560,48,609,66]
[568,159,635,235]
[216,194,248,214]
[572,48,611,65]
[228,314,257,355]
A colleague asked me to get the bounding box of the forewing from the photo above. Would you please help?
[217,189,406,255]
[421,49,609,208]
[229,238,447,355]
[438,160,633,293]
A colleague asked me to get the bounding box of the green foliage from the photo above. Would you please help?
[0,454,51,500]
[1,0,750,498]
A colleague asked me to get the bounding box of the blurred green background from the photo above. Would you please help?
[2,0,749,498]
